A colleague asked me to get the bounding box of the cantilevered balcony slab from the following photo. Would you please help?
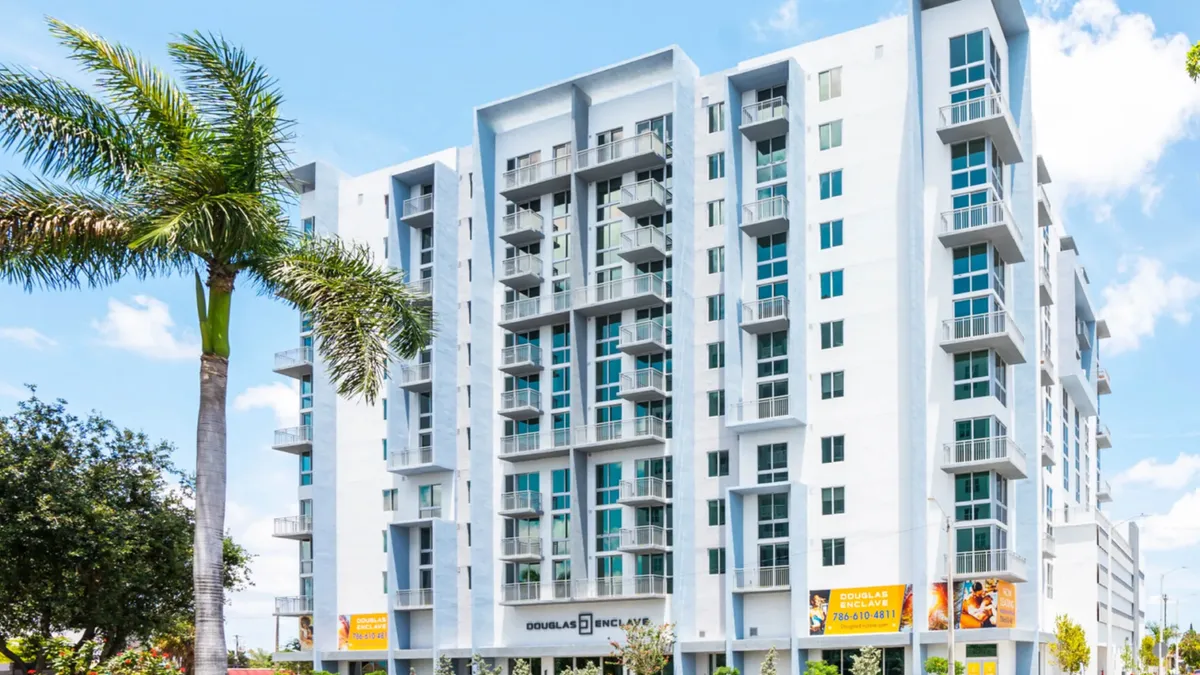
[741,297,789,334]
[575,274,666,316]
[619,226,671,264]
[726,396,803,432]
[499,254,543,290]
[499,537,543,562]
[741,97,789,142]
[400,193,434,228]
[575,132,667,182]
[498,490,542,518]
[941,437,1028,480]
[936,92,1024,165]
[398,362,433,393]
[498,430,573,463]
[273,347,313,378]
[1039,265,1054,307]
[499,389,542,420]
[618,478,670,506]
[273,425,312,455]
[1097,368,1112,396]
[500,210,545,246]
[618,526,671,554]
[937,197,1025,263]
[617,180,670,219]
[618,319,669,355]
[1038,185,1053,227]
[498,293,572,332]
[1098,480,1112,503]
[1040,434,1056,468]
[387,447,440,475]
[574,417,666,452]
[1096,423,1112,449]
[499,344,543,376]
[951,549,1027,583]
[939,310,1026,365]
[500,154,572,202]
[618,368,668,402]
[740,196,789,238]
[1039,348,1055,387]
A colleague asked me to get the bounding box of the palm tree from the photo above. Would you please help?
[0,20,431,675]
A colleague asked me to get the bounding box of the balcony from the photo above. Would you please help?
[272,515,313,540]
[741,96,789,141]
[942,437,1028,480]
[500,581,574,605]
[618,180,670,219]
[410,277,432,299]
[274,596,313,616]
[574,417,666,452]
[1098,480,1113,503]
[1096,423,1112,449]
[273,347,313,378]
[498,429,573,463]
[499,343,543,376]
[576,273,666,315]
[1042,532,1057,559]
[1076,319,1092,351]
[272,425,312,454]
[951,549,1028,583]
[1038,185,1053,227]
[619,526,671,553]
[499,536,543,562]
[501,154,572,203]
[387,447,436,475]
[618,477,670,506]
[619,319,669,355]
[939,310,1026,365]
[1039,265,1054,307]
[499,292,573,332]
[393,588,433,611]
[740,196,789,238]
[401,193,434,228]
[732,566,790,593]
[619,226,671,264]
[741,297,789,334]
[618,368,669,402]
[398,362,432,392]
[417,506,443,520]
[498,490,543,518]
[575,132,668,182]
[1097,368,1112,396]
[728,396,801,431]
[937,197,1024,263]
[500,209,546,246]
[1041,433,1056,468]
[499,388,542,420]
[499,253,544,290]
[936,91,1023,164]
[1039,346,1055,387]
[572,575,669,600]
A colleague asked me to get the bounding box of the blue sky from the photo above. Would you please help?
[1,0,1199,652]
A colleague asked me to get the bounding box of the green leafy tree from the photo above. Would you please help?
[1187,42,1200,80]
[609,622,675,675]
[1144,636,1162,669]
[435,655,456,675]
[0,390,251,675]
[0,18,432,675]
[850,647,882,675]
[471,654,502,675]
[924,657,965,675]
[1050,614,1091,675]
[246,648,274,668]
[760,647,778,675]
[714,667,741,675]
[806,661,839,675]
[1120,642,1139,675]
[560,663,600,675]
[1179,628,1200,672]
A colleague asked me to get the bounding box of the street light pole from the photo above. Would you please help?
[1160,567,1188,675]
[930,497,955,671]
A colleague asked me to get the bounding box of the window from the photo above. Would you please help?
[418,484,441,518]
[708,499,726,526]
[382,489,398,511]
[950,30,1000,91]
[819,170,844,199]
[953,350,1008,404]
[757,331,788,378]
[756,232,787,282]
[819,67,843,101]
[708,390,725,417]
[302,217,315,236]
[707,342,725,369]
[820,219,844,249]
[708,450,730,477]
[758,493,789,538]
[707,295,725,321]
[822,487,846,515]
[819,120,843,150]
[708,153,726,180]
[822,538,846,566]
[596,463,621,506]
[707,247,725,274]
[821,371,845,399]
[820,270,844,298]
[755,136,787,183]
[820,320,844,349]
[552,468,571,511]
[757,443,788,483]
[708,548,727,574]
[300,451,312,486]
[708,102,725,133]
[822,435,845,463]
[707,200,725,227]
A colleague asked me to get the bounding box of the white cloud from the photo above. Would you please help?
[0,382,26,399]
[0,326,56,350]
[233,383,299,428]
[751,0,803,42]
[1099,256,1200,355]
[1030,0,1200,205]
[1139,488,1200,551]
[92,295,200,360]
[1113,453,1200,491]
[224,496,301,649]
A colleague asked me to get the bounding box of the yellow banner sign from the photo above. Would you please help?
[338,613,388,650]
[809,585,913,635]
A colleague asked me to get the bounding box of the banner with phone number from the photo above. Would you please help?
[808,585,914,635]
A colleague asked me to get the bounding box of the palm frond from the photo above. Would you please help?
[0,175,188,290]
[168,32,294,201]
[48,18,198,157]
[0,65,144,191]
[252,236,433,403]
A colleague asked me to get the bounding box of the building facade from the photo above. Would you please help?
[267,1,1142,675]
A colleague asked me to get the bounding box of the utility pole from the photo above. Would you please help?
[946,514,956,674]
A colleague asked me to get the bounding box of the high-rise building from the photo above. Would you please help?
[266,2,1141,675]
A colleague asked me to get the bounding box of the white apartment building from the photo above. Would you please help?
[266,1,1142,675]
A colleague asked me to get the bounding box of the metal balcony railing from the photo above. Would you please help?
[501,253,543,280]
[418,506,442,519]
[945,437,1025,467]
[953,549,1027,579]
[500,343,542,369]
[583,273,666,306]
[743,296,789,323]
[619,477,668,502]
[393,588,433,609]
[619,179,671,209]
[619,319,669,348]
[500,536,543,558]
[576,132,665,171]
[941,310,1023,344]
[734,396,791,421]
[576,574,668,599]
[619,368,667,394]
[938,92,1008,130]
[733,566,790,591]
[742,196,789,225]
[274,596,313,615]
[274,347,313,371]
[500,292,572,323]
[402,193,433,217]
[576,416,666,446]
[500,490,542,513]
[500,388,542,413]
[400,362,432,385]
[619,526,669,549]
[387,447,433,470]
[274,425,312,447]
[743,96,788,125]
[501,209,545,238]
[502,155,571,193]
[273,514,313,537]
[939,198,1021,244]
[620,226,671,253]
[502,582,542,603]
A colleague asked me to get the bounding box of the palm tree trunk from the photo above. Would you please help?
[194,350,228,675]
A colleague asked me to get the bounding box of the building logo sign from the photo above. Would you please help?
[526,613,649,636]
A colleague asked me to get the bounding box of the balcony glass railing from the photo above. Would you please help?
[501,209,544,238]
[402,193,433,217]
[576,132,665,171]
[620,226,671,253]
[743,96,788,125]
[619,477,668,501]
[500,490,542,513]
[500,388,542,413]
[620,368,667,394]
[742,196,788,225]
[500,536,543,558]
[500,343,542,369]
[620,319,669,348]
[502,154,571,192]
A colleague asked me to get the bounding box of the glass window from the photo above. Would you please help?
[596,463,621,506]
[707,295,725,321]
[819,120,843,150]
[708,450,730,477]
[822,486,846,515]
[707,390,725,417]
[708,153,726,180]
[822,436,845,463]
[756,331,788,378]
[757,443,788,483]
[707,342,725,369]
[708,102,725,133]
[708,499,726,526]
[552,468,571,510]
[821,371,845,400]
[707,200,725,227]
[822,538,846,566]
[756,233,787,281]
[708,246,725,274]
[758,493,789,538]
[819,170,844,199]
[820,320,844,349]
[755,136,787,183]
[820,270,844,298]
[708,548,726,575]
[820,219,844,249]
[819,67,843,101]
